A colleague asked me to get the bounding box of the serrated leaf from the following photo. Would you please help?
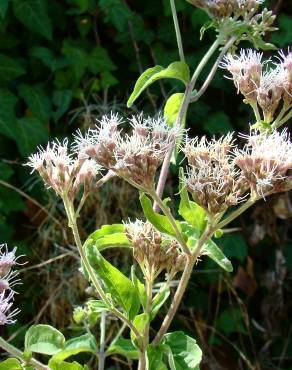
[88,46,116,74]
[140,193,180,238]
[48,359,84,370]
[164,93,184,127]
[30,47,70,72]
[163,332,202,370]
[18,84,51,123]
[16,117,49,157]
[0,358,22,370]
[107,338,139,360]
[0,54,25,82]
[202,239,233,272]
[25,325,65,355]
[127,61,190,107]
[52,333,97,361]
[99,0,133,32]
[12,0,53,40]
[85,244,140,320]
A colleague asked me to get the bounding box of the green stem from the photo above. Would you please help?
[62,196,141,339]
[251,102,262,123]
[0,337,49,370]
[150,190,191,255]
[98,312,106,370]
[272,108,292,129]
[170,0,185,62]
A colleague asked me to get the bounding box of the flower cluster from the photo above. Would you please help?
[183,134,246,216]
[0,245,21,325]
[221,49,292,123]
[74,114,180,191]
[235,130,292,197]
[125,220,186,277]
[27,139,102,201]
[187,0,265,20]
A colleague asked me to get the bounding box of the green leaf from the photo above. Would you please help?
[202,239,233,272]
[146,344,168,370]
[107,338,139,360]
[178,168,207,233]
[204,112,233,135]
[52,90,73,122]
[131,268,147,309]
[215,308,246,335]
[131,313,148,343]
[85,244,140,319]
[250,35,277,51]
[61,42,87,84]
[18,84,51,123]
[88,46,116,74]
[0,0,9,18]
[30,47,70,72]
[151,288,170,320]
[0,54,25,82]
[48,359,84,370]
[200,20,215,40]
[140,193,180,238]
[219,234,248,262]
[12,0,53,40]
[86,224,130,252]
[99,0,133,32]
[0,89,17,140]
[52,333,97,361]
[127,61,190,107]
[163,332,202,370]
[25,325,65,355]
[15,117,49,157]
[87,299,109,313]
[0,358,22,370]
[164,93,184,127]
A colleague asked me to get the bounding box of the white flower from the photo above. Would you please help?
[0,290,20,325]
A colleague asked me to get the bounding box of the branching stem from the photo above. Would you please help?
[170,0,185,62]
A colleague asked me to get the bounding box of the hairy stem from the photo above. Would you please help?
[0,337,49,370]
[150,190,191,255]
[170,0,185,62]
[63,196,141,339]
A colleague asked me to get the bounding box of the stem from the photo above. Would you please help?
[63,197,141,339]
[138,351,147,370]
[190,36,237,103]
[251,103,262,123]
[98,312,106,370]
[170,0,185,62]
[153,226,213,344]
[150,190,190,255]
[216,198,256,230]
[154,38,223,208]
[0,337,49,370]
[272,109,292,129]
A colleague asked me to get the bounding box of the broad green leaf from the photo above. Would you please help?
[131,267,147,309]
[18,84,51,123]
[48,359,84,370]
[52,90,73,122]
[52,333,97,361]
[86,224,130,252]
[99,0,133,32]
[30,47,70,72]
[140,193,180,238]
[16,117,49,157]
[178,168,207,233]
[215,308,246,335]
[0,54,25,82]
[146,344,168,370]
[0,0,9,18]
[25,325,65,355]
[88,46,116,74]
[107,338,139,360]
[131,313,148,343]
[127,61,190,107]
[202,239,233,272]
[0,358,22,370]
[163,332,202,370]
[87,299,109,313]
[219,234,248,262]
[61,42,87,84]
[0,89,18,140]
[164,93,184,127]
[151,288,170,320]
[12,0,53,40]
[85,244,140,319]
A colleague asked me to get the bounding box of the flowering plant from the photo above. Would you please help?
[0,1,291,370]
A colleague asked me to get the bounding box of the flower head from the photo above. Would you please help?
[125,220,185,276]
[0,245,20,276]
[235,129,292,197]
[183,134,245,215]
[0,290,19,325]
